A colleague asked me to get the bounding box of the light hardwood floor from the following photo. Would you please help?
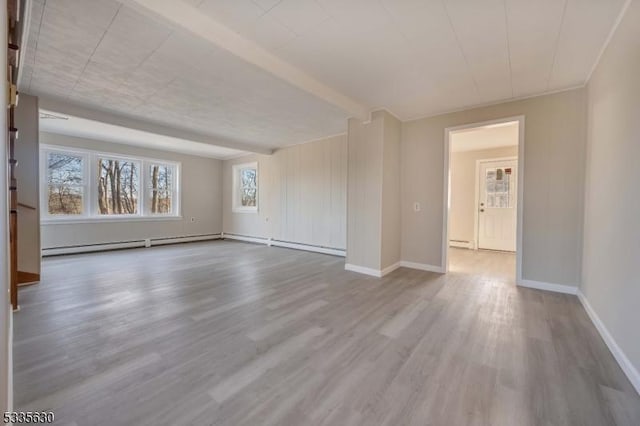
[14,242,640,425]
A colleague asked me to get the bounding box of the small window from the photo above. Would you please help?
[232,162,258,213]
[148,163,174,215]
[45,151,86,216]
[97,157,140,215]
[485,167,512,208]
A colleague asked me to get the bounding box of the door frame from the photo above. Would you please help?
[474,156,518,251]
[442,115,525,284]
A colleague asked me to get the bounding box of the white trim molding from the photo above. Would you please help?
[380,262,401,277]
[443,115,525,280]
[345,260,446,277]
[449,240,474,249]
[223,233,346,257]
[270,240,345,257]
[578,290,640,395]
[344,264,383,277]
[399,261,445,274]
[222,234,268,245]
[517,279,578,295]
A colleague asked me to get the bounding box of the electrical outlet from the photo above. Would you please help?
[414,202,421,212]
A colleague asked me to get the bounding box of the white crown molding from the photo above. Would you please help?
[585,0,633,83]
[401,85,585,124]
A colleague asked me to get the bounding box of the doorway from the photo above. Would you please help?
[443,116,524,281]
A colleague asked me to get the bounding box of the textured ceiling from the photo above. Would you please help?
[451,122,519,152]
[20,0,350,151]
[191,0,627,119]
[21,0,628,152]
[39,110,247,159]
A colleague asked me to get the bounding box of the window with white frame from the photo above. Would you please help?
[232,162,258,213]
[45,151,88,216]
[41,145,180,221]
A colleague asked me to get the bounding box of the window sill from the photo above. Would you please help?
[42,215,183,225]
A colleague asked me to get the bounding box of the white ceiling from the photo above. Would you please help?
[39,110,247,159]
[20,0,351,151]
[20,0,628,152]
[451,121,518,152]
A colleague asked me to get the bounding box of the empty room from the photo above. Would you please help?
[1,0,639,425]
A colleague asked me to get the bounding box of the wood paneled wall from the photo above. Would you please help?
[223,134,347,250]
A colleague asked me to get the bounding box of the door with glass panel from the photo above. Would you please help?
[478,159,517,251]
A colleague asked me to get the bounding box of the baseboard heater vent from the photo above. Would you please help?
[42,234,222,256]
[222,233,346,257]
[449,239,474,249]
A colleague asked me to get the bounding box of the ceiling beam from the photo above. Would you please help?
[39,97,274,155]
[125,0,370,121]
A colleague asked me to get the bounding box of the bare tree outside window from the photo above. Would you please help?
[47,152,84,215]
[149,164,173,214]
[240,168,257,207]
[97,158,139,215]
[232,162,258,212]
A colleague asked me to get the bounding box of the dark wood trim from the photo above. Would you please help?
[18,271,40,286]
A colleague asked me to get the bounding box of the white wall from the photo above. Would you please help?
[581,0,640,390]
[223,134,347,250]
[401,88,587,286]
[450,145,518,245]
[381,112,402,269]
[346,114,383,269]
[40,132,223,248]
[15,94,40,274]
[345,110,402,272]
[1,1,12,412]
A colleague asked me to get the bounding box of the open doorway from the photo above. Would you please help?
[443,117,524,282]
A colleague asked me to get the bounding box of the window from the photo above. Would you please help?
[485,167,512,208]
[148,163,173,214]
[97,157,140,215]
[232,162,258,213]
[46,151,87,215]
[41,145,180,222]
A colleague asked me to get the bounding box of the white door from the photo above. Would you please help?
[478,159,517,251]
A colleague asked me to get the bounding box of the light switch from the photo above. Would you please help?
[414,202,421,212]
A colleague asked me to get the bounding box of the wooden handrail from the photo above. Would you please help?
[17,202,36,210]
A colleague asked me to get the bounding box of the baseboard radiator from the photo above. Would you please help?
[222,233,346,257]
[42,234,222,256]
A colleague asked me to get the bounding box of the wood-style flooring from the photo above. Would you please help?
[14,242,640,425]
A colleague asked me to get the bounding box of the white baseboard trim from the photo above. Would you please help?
[449,240,473,249]
[223,233,346,257]
[578,290,640,396]
[222,234,269,245]
[399,261,445,274]
[344,262,401,278]
[380,262,401,277]
[270,240,345,257]
[345,263,383,277]
[517,279,578,295]
[43,234,222,256]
